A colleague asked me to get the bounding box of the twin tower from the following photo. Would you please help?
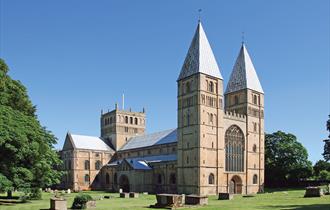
[177,21,264,195]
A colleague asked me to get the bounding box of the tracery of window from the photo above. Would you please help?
[225,125,245,172]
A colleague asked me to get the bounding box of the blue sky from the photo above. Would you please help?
[1,0,329,163]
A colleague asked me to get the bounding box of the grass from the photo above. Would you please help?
[0,188,329,210]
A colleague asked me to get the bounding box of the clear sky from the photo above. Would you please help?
[1,0,329,163]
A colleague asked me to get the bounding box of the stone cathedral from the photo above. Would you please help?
[60,21,265,195]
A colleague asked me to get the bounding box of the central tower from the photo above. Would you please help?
[177,21,224,195]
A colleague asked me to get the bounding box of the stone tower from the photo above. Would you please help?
[224,43,264,193]
[100,106,146,150]
[177,21,224,195]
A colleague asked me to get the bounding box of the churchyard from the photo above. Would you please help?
[0,188,329,210]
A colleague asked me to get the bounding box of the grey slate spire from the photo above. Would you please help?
[225,44,264,94]
[178,21,222,81]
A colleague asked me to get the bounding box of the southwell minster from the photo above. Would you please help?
[60,20,265,196]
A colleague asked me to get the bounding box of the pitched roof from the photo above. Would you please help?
[225,44,264,94]
[107,154,177,170]
[119,129,177,151]
[178,21,222,80]
[68,133,112,151]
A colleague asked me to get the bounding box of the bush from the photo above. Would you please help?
[29,188,42,200]
[71,194,93,209]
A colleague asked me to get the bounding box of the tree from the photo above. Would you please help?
[265,131,313,187]
[313,160,330,177]
[319,170,330,180]
[0,58,63,198]
[323,115,330,161]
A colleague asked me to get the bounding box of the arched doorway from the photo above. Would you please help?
[119,175,130,192]
[229,175,242,194]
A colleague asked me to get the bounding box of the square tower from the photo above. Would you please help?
[100,106,146,150]
[177,21,224,195]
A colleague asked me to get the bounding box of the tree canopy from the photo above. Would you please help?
[265,131,313,187]
[323,115,330,162]
[0,58,62,196]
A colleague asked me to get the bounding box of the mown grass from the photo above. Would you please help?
[0,188,329,210]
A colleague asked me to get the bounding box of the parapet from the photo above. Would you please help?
[224,110,246,122]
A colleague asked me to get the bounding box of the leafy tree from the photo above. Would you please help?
[265,131,313,187]
[319,170,330,180]
[0,58,63,198]
[313,160,330,177]
[323,115,330,161]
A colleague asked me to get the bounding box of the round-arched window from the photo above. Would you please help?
[208,173,215,184]
[253,174,258,184]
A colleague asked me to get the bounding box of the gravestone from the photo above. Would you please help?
[129,192,139,198]
[304,187,324,197]
[152,194,184,208]
[218,193,233,200]
[86,200,96,208]
[119,188,123,193]
[67,189,71,194]
[50,198,67,210]
[185,195,208,205]
[120,192,129,198]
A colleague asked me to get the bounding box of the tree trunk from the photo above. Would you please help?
[7,190,12,198]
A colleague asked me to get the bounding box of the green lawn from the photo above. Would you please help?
[0,189,329,210]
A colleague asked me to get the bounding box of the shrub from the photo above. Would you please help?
[29,188,42,200]
[71,194,93,209]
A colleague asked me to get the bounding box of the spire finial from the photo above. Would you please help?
[241,31,245,45]
[198,9,202,22]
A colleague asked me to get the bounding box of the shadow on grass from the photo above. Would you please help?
[263,204,330,210]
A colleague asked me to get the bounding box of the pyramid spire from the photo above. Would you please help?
[225,44,264,94]
[178,21,222,81]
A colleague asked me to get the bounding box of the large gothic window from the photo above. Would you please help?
[225,125,245,172]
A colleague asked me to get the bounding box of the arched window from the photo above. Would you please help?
[253,95,258,105]
[106,173,110,184]
[110,117,113,124]
[84,160,90,170]
[95,160,102,170]
[210,113,213,124]
[253,144,257,152]
[84,174,90,183]
[208,173,215,184]
[114,173,117,184]
[134,117,138,125]
[186,82,191,93]
[170,173,176,185]
[253,174,258,184]
[130,117,133,124]
[68,160,72,170]
[125,116,128,124]
[225,125,245,172]
[209,81,214,92]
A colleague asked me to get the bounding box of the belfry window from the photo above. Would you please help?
[130,117,133,124]
[134,117,138,125]
[186,82,191,93]
[208,81,214,92]
[84,160,90,170]
[225,125,245,172]
[125,116,128,124]
[95,160,102,170]
[253,95,258,105]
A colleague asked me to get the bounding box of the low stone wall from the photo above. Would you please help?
[185,195,208,205]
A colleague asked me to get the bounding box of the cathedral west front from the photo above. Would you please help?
[60,20,265,195]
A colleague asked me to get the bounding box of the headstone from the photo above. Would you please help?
[304,187,324,197]
[143,192,148,195]
[218,193,233,200]
[129,192,139,198]
[185,195,208,205]
[120,192,129,198]
[86,200,96,208]
[67,189,71,194]
[50,198,67,210]
[119,188,123,193]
